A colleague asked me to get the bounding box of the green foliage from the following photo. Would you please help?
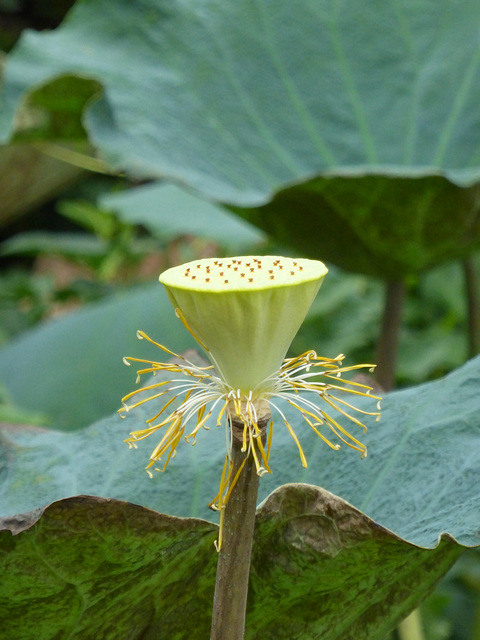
[1,0,480,277]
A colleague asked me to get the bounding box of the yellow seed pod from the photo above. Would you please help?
[159,256,328,392]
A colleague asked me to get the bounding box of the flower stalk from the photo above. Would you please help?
[210,414,269,640]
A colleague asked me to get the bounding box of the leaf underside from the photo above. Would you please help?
[0,489,464,640]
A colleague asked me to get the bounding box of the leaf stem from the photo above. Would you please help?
[463,257,480,357]
[375,280,406,391]
[210,423,263,640]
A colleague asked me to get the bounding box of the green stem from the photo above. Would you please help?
[463,257,480,357]
[210,429,261,640]
[375,280,406,391]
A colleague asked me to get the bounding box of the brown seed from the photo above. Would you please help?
[248,278,253,282]
[270,275,274,280]
[241,273,245,277]
[224,279,229,284]
[206,278,210,282]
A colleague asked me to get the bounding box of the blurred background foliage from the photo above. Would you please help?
[0,1,479,639]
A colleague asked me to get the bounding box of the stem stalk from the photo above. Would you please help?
[210,434,261,640]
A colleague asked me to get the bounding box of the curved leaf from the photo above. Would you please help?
[2,0,480,198]
[1,354,479,550]
[2,0,480,276]
[0,490,465,640]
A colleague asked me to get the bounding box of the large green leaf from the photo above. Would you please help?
[0,491,464,640]
[1,0,480,276]
[1,355,479,638]
[1,353,479,549]
[0,282,195,430]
